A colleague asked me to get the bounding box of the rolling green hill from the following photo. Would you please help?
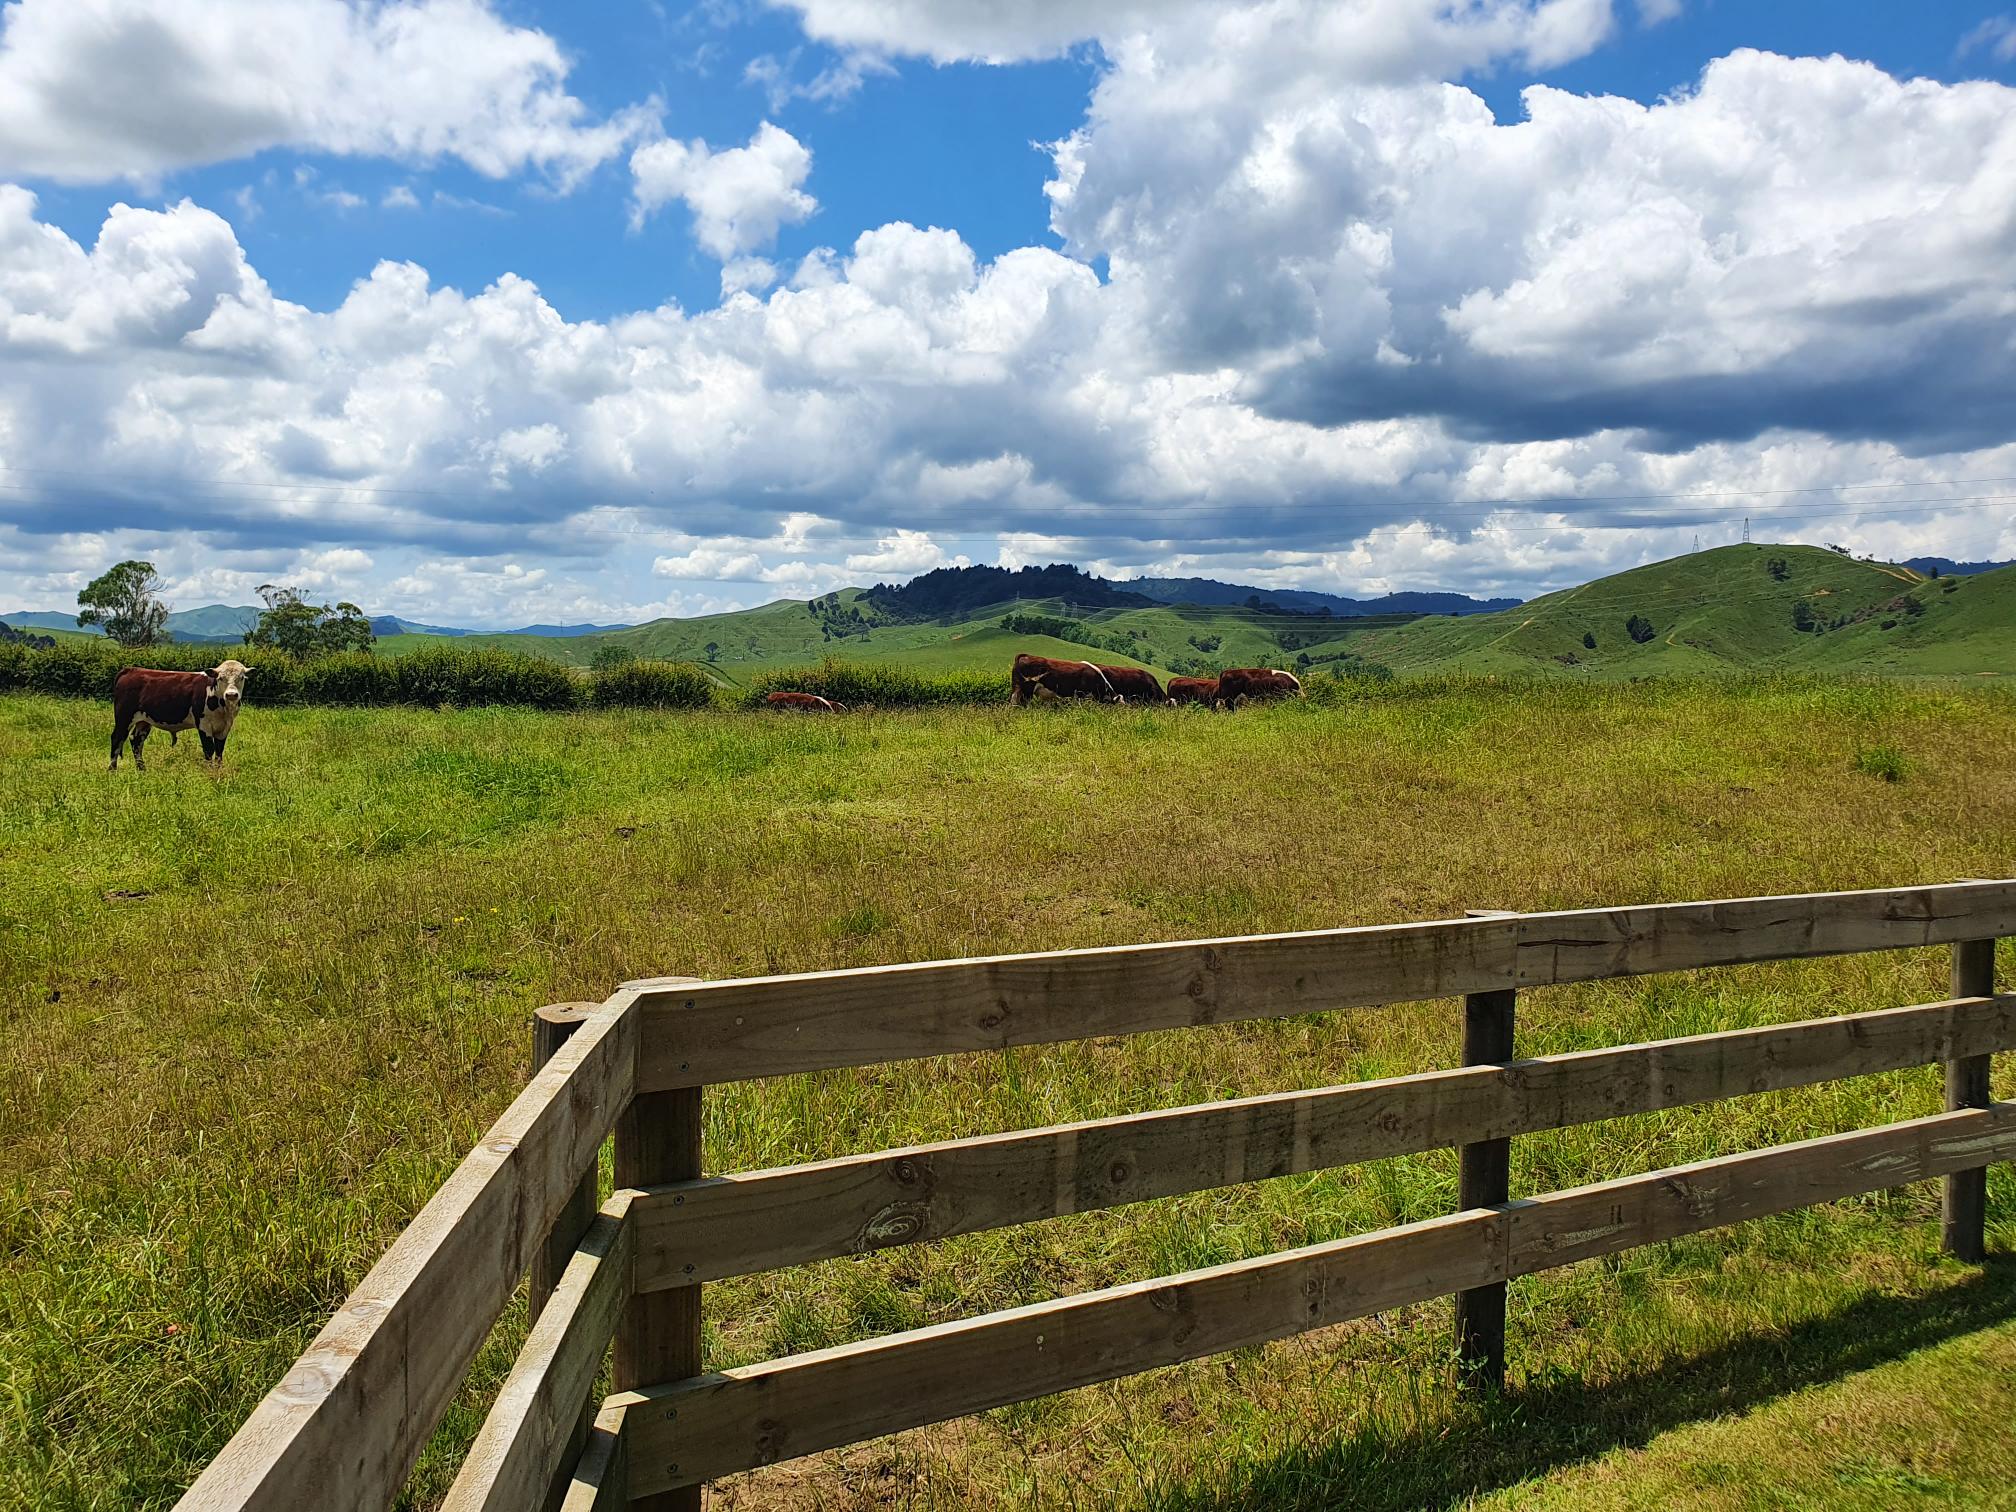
[1347,545,2013,679]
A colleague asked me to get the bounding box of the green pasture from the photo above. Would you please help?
[2,678,2014,1509]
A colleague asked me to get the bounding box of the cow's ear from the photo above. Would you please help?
[204,667,219,681]
[239,666,253,678]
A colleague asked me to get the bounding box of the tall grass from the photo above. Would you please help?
[1,678,2012,1509]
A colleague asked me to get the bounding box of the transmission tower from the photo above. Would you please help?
[1742,516,1751,544]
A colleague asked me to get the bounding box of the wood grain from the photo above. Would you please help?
[632,881,2016,1090]
[628,994,2016,1290]
[441,1197,634,1512]
[618,1101,2016,1492]
[557,1404,629,1512]
[175,995,639,1512]
[1944,938,1998,1261]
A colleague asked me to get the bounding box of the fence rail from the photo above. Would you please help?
[175,880,2014,1511]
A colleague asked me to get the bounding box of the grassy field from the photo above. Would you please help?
[2,679,2014,1510]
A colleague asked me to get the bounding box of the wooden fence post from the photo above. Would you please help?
[615,978,706,1512]
[1454,984,1516,1390]
[1944,937,1997,1263]
[531,1005,603,1317]
[530,1004,604,1512]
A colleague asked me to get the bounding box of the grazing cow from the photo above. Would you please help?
[764,691,845,712]
[1168,675,1218,707]
[1214,667,1302,708]
[1100,665,1169,705]
[109,660,252,770]
[1009,653,1126,705]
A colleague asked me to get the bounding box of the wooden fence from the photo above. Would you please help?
[177,881,2016,1510]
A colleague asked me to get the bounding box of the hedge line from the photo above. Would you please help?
[0,642,1002,711]
[0,641,1416,713]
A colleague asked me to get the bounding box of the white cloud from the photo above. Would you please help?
[629,121,817,257]
[0,0,654,186]
[383,184,421,210]
[843,529,970,575]
[3,39,2015,621]
[771,0,1619,70]
[1959,15,2016,63]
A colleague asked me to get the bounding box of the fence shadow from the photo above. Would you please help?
[1134,1257,2016,1512]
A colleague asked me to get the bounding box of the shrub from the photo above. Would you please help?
[1582,630,1597,650]
[1766,557,1790,582]
[1792,601,1817,632]
[588,659,715,709]
[741,657,1006,709]
[1853,745,1908,783]
[1625,614,1656,644]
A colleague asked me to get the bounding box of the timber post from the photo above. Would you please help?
[529,1003,603,1512]
[1456,908,1520,1392]
[614,978,706,1512]
[1945,936,1997,1262]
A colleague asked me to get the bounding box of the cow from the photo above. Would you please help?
[1214,667,1302,708]
[1102,665,1169,705]
[1010,653,1126,705]
[1168,675,1219,707]
[764,691,845,712]
[109,660,252,770]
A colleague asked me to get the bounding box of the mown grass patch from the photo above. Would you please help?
[1,678,2013,1509]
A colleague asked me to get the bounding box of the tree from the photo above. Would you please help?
[1765,557,1790,582]
[77,560,169,646]
[1582,630,1596,650]
[247,585,375,658]
[1625,614,1655,644]
[590,644,637,671]
[1792,600,1816,632]
[702,641,720,662]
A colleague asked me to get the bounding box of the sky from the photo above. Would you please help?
[2,1,2015,628]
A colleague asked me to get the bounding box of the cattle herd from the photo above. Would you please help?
[102,650,1301,767]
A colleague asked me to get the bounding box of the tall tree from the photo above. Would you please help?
[248,585,375,658]
[77,560,170,646]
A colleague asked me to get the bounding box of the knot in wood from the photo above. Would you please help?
[1108,1160,1131,1186]
[859,1201,929,1249]
[891,1157,922,1186]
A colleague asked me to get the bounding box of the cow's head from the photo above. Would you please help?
[206,659,252,711]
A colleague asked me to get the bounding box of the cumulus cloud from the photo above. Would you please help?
[630,122,817,256]
[772,0,1618,70]
[0,0,653,186]
[3,32,2016,622]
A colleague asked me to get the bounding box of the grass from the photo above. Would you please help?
[2,676,2015,1509]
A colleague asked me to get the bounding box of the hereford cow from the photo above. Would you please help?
[764,691,845,712]
[109,661,252,770]
[1167,675,1218,707]
[1101,665,1169,705]
[1009,653,1125,705]
[1214,667,1302,708]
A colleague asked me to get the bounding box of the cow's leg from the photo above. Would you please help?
[130,726,149,771]
[212,734,228,766]
[110,713,130,769]
[199,730,218,761]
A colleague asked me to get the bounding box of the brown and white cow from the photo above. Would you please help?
[109,660,252,770]
[1214,667,1302,708]
[1100,665,1169,705]
[1010,653,1127,705]
[1167,675,1219,707]
[764,690,845,712]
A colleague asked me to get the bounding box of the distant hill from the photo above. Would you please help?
[1344,544,2014,679]
[369,615,473,638]
[866,563,1155,618]
[1125,576,1519,617]
[1903,557,2014,578]
[0,604,261,643]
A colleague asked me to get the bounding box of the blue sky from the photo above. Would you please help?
[3,1,2015,625]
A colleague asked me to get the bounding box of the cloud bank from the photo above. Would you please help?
[2,1,2014,623]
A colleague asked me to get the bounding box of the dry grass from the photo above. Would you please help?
[1,676,2013,1509]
